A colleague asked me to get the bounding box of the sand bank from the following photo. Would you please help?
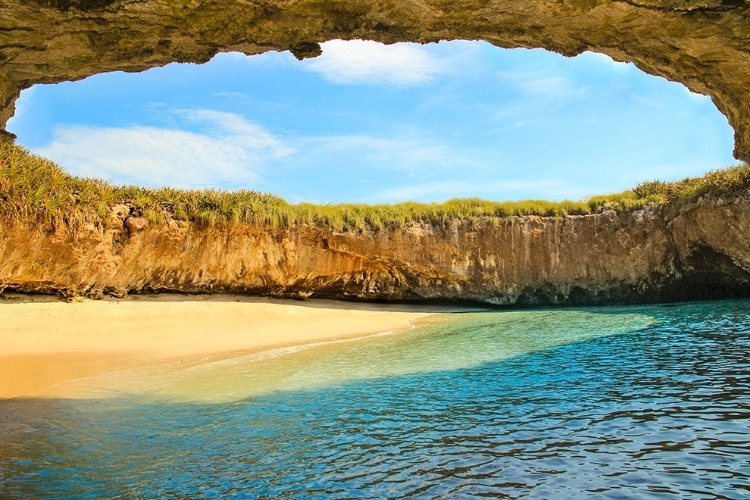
[0,295,436,398]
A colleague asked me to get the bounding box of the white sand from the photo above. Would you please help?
[0,295,434,398]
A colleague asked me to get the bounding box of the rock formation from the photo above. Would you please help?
[1,0,750,305]
[1,0,750,161]
[2,189,750,305]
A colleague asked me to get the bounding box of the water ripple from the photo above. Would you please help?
[2,300,750,498]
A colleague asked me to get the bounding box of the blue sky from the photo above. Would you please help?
[7,40,736,203]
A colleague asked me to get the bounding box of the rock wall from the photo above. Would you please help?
[3,190,750,305]
[1,0,750,160]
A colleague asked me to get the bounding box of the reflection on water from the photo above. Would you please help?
[2,300,750,498]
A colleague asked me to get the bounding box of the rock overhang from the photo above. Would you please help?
[1,0,749,160]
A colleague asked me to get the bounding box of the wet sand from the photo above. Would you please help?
[0,295,436,398]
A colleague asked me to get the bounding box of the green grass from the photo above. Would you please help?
[633,166,750,218]
[1,139,748,232]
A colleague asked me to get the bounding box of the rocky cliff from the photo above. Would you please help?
[2,0,750,162]
[2,1,749,306]
[3,189,750,305]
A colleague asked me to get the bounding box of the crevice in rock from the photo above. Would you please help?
[614,0,746,12]
[22,0,120,12]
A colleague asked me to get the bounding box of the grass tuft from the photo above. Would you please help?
[1,139,748,232]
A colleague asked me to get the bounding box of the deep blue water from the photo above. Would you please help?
[2,300,750,498]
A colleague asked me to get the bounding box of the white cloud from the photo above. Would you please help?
[496,69,588,101]
[302,40,448,86]
[298,133,456,171]
[523,76,581,96]
[581,51,632,71]
[34,110,291,189]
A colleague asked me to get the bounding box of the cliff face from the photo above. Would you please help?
[3,2,749,306]
[3,191,750,305]
[1,0,750,161]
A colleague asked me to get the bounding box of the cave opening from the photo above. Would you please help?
[6,40,737,205]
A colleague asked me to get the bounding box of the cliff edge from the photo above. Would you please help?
[2,189,749,306]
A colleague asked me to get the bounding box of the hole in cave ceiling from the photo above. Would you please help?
[6,40,736,204]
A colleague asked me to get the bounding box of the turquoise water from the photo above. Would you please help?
[2,300,750,498]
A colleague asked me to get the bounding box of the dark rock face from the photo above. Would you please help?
[1,0,750,160]
[2,191,750,305]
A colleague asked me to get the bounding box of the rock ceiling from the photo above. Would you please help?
[1,0,749,160]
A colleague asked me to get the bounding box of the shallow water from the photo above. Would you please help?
[2,300,750,498]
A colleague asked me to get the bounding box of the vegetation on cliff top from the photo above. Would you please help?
[1,140,748,232]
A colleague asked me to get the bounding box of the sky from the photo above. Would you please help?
[7,40,737,204]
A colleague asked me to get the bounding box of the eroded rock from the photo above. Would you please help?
[0,0,749,160]
[110,204,130,220]
[2,189,750,305]
[125,216,149,232]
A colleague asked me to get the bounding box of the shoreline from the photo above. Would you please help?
[0,294,443,399]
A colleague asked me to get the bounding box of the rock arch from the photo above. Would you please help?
[1,0,749,161]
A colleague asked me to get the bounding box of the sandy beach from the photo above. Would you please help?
[0,294,435,399]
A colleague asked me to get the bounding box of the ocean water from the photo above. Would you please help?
[1,300,750,498]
